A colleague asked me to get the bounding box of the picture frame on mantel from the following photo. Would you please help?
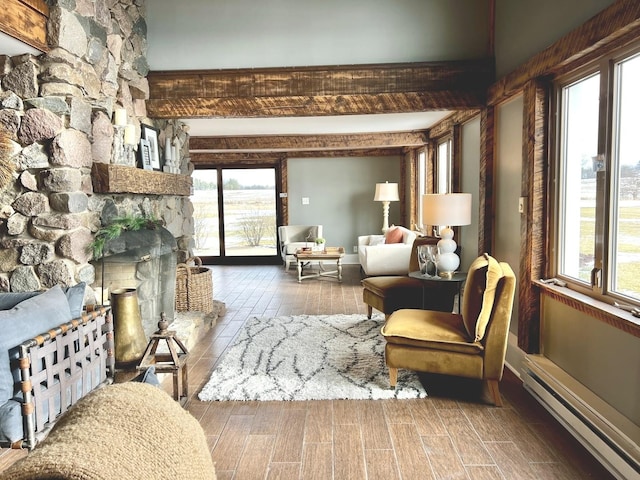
[141,124,161,171]
[139,138,152,170]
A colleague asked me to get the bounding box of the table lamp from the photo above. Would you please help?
[374,181,399,233]
[422,193,472,278]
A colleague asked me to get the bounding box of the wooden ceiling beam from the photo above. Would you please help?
[0,0,49,52]
[190,132,426,152]
[148,60,493,118]
[190,148,404,165]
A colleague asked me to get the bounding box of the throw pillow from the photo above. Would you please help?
[0,399,22,444]
[0,291,40,310]
[385,227,404,244]
[0,283,85,318]
[369,237,386,246]
[474,254,504,342]
[64,282,86,318]
[0,286,72,404]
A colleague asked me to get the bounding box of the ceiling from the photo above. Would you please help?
[0,31,41,56]
[183,111,451,138]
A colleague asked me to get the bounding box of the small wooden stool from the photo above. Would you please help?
[137,312,189,406]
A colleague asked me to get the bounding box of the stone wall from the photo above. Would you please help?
[0,0,193,295]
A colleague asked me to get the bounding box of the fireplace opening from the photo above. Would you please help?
[93,227,178,337]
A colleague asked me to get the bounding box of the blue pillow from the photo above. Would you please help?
[0,399,22,444]
[0,291,40,310]
[64,282,86,318]
[0,286,72,403]
[0,282,85,318]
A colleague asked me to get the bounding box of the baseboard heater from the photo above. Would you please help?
[522,355,640,480]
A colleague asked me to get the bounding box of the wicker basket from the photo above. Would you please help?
[175,257,213,313]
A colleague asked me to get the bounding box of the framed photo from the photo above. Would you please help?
[139,138,152,170]
[141,124,161,171]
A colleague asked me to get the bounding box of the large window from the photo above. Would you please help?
[555,47,640,305]
[436,137,452,193]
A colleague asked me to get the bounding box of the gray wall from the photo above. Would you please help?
[460,116,481,271]
[495,96,524,335]
[287,156,401,258]
[494,0,615,78]
[147,0,489,70]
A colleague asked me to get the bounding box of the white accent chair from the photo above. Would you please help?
[358,226,417,276]
[278,225,323,271]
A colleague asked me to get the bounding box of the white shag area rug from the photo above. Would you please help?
[198,313,427,401]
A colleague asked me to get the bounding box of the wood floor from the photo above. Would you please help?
[0,264,615,479]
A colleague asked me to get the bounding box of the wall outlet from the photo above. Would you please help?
[518,196,527,214]
[353,245,358,253]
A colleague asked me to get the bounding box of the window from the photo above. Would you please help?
[555,46,640,305]
[436,138,452,194]
[416,149,426,230]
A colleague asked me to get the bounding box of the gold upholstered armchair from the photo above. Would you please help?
[380,254,516,406]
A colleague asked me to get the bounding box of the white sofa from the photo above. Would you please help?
[358,226,417,276]
[278,225,323,270]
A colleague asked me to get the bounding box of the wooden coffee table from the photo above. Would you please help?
[294,247,345,282]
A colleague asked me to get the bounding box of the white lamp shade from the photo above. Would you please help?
[422,193,472,227]
[374,182,399,202]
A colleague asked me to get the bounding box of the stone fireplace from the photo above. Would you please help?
[0,2,196,305]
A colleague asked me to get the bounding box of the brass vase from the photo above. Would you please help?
[111,288,148,366]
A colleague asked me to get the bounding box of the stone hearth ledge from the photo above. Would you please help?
[168,300,226,351]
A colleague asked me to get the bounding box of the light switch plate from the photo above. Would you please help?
[302,197,309,205]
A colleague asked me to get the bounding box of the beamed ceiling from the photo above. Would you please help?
[146,59,494,163]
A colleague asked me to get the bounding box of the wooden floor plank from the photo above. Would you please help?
[388,423,435,480]
[422,434,470,480]
[234,434,276,480]
[364,449,401,480]
[301,442,333,480]
[333,423,367,480]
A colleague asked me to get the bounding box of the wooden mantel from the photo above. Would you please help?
[92,163,192,196]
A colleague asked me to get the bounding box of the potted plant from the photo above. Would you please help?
[314,237,326,251]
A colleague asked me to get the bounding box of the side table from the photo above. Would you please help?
[408,271,467,313]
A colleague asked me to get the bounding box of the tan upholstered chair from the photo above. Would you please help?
[362,236,456,319]
[380,254,516,406]
[278,225,323,270]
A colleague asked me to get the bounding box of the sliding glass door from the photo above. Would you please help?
[191,167,279,264]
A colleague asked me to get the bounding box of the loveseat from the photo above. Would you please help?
[358,225,417,276]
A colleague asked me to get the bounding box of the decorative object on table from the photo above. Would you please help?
[141,123,161,171]
[111,107,134,166]
[110,287,148,366]
[137,312,190,405]
[417,244,438,276]
[422,193,472,278]
[374,181,399,233]
[139,138,152,170]
[198,313,427,401]
[313,236,325,251]
[175,256,214,313]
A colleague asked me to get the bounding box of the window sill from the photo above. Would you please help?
[533,280,640,339]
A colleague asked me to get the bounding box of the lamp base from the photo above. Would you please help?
[435,227,460,278]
